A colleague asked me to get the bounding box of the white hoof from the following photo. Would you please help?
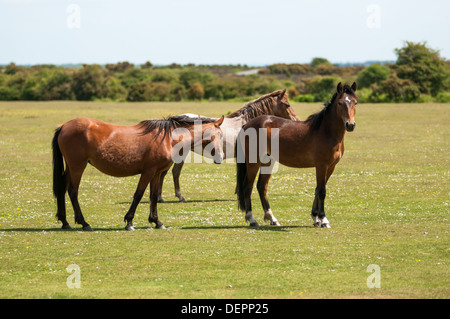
[320,217,331,228]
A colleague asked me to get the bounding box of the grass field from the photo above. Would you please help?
[0,101,448,299]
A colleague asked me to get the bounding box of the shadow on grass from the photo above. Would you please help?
[118,199,235,204]
[181,225,308,232]
[0,224,309,232]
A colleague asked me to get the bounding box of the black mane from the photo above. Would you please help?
[138,115,216,138]
[305,84,357,131]
[228,90,285,121]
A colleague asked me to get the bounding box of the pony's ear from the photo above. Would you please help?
[351,82,357,92]
[278,89,286,100]
[337,82,343,94]
[215,115,224,127]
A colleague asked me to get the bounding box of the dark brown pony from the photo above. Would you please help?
[235,82,358,228]
[52,115,224,231]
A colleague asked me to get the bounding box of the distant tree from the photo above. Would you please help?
[316,63,335,75]
[394,41,449,96]
[373,72,420,102]
[120,68,151,88]
[179,70,203,87]
[310,57,331,67]
[4,62,20,75]
[288,86,299,99]
[146,82,172,101]
[71,64,107,100]
[105,61,134,73]
[40,68,74,100]
[172,84,186,101]
[356,64,391,88]
[126,81,150,102]
[306,76,342,101]
[187,82,204,100]
[267,64,291,76]
[140,61,153,69]
[167,63,182,69]
[104,77,127,100]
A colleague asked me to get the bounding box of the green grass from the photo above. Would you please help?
[0,101,448,299]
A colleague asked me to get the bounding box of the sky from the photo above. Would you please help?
[1,0,449,66]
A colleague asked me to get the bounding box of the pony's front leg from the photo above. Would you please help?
[149,173,166,229]
[311,166,331,228]
[157,168,169,203]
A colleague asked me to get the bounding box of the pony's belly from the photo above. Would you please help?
[279,153,317,168]
[89,159,142,177]
[89,147,145,177]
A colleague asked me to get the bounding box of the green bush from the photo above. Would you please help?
[295,94,314,102]
[355,87,372,103]
[356,64,391,89]
[436,91,450,103]
[394,41,449,96]
[306,76,342,102]
[187,82,204,101]
[71,64,107,100]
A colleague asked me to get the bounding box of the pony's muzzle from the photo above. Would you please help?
[345,121,356,132]
[214,152,224,164]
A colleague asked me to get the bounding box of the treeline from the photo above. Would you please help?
[0,42,449,103]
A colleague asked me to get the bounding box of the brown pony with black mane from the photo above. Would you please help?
[236,82,358,228]
[52,115,224,231]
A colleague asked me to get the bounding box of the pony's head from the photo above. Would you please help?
[273,89,300,121]
[201,116,225,164]
[335,82,358,132]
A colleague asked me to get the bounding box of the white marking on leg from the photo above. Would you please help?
[264,209,280,226]
[321,217,331,228]
[311,215,321,227]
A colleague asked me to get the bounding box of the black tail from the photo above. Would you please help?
[52,126,66,220]
[235,133,248,212]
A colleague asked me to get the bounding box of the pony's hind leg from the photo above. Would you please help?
[56,170,71,229]
[257,168,280,226]
[66,163,92,231]
[157,169,169,203]
[172,161,186,202]
[149,173,166,229]
[244,163,260,227]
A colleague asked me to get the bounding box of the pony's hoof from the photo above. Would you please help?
[61,224,72,230]
[249,222,259,227]
[313,222,321,227]
[157,198,165,203]
[321,223,331,228]
[82,225,93,231]
[271,221,281,226]
[156,224,166,230]
[178,197,187,203]
[125,225,135,231]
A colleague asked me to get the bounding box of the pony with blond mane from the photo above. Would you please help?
[157,89,300,202]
